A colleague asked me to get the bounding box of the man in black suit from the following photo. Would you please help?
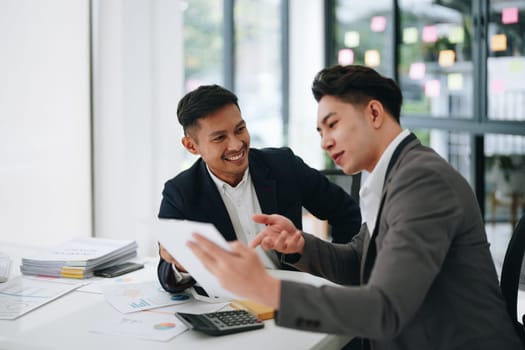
[157,84,361,293]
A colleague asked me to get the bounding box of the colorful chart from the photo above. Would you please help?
[154,322,176,330]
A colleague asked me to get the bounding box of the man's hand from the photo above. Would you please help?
[187,234,280,309]
[250,214,305,255]
[159,244,187,272]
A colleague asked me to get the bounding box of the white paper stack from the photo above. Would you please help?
[20,237,138,279]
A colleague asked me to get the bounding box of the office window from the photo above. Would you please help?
[234,0,284,147]
[485,134,525,226]
[412,129,472,185]
[327,1,525,227]
[332,0,394,77]
[398,0,474,118]
[487,1,525,121]
[182,0,285,150]
[182,0,224,90]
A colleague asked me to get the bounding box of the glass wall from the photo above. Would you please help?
[327,0,525,228]
[485,134,525,227]
[182,0,284,149]
[398,0,474,118]
[182,0,224,90]
[413,129,473,185]
[332,0,394,77]
[487,1,525,121]
[234,0,283,147]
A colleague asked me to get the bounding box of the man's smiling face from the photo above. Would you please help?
[182,103,250,186]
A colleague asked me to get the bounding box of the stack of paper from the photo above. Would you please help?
[20,237,138,279]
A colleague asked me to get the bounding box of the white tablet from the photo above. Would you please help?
[154,219,238,302]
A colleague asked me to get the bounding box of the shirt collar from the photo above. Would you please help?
[359,129,411,235]
[206,164,250,194]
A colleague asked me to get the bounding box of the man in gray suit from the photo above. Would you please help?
[188,65,522,349]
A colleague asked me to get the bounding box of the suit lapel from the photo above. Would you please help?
[360,224,372,283]
[361,133,418,283]
[249,154,278,215]
[198,162,238,241]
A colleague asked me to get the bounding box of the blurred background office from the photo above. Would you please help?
[1,0,524,274]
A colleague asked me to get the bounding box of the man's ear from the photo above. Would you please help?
[182,136,200,155]
[367,100,385,127]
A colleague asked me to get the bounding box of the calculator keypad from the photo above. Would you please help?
[176,309,264,336]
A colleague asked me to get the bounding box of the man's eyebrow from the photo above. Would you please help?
[208,120,246,138]
[208,129,226,138]
[316,112,336,132]
[235,120,246,128]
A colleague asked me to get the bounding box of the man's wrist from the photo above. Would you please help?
[254,274,280,310]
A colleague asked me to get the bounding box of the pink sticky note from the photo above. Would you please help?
[502,7,518,25]
[409,62,426,80]
[490,79,505,94]
[338,49,354,65]
[422,25,438,43]
[425,80,441,97]
[371,16,387,32]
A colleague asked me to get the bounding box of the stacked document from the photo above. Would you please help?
[20,237,138,279]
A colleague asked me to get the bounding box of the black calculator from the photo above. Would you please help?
[175,310,264,336]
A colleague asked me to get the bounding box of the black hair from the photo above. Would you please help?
[177,84,240,134]
[311,65,403,123]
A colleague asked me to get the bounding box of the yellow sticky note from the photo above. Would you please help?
[448,73,463,91]
[403,27,418,44]
[365,50,381,67]
[448,26,464,44]
[509,60,523,73]
[344,31,360,48]
[439,50,455,67]
[491,34,507,52]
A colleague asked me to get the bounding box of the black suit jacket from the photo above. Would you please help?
[157,147,361,292]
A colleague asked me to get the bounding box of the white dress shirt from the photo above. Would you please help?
[359,129,411,236]
[207,166,277,268]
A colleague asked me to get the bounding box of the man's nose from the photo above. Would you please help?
[228,135,244,149]
[321,134,333,151]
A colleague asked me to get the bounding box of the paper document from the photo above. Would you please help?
[102,280,191,313]
[90,311,188,341]
[0,276,83,319]
[154,219,239,301]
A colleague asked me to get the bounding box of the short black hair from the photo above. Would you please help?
[311,65,403,123]
[177,84,240,134]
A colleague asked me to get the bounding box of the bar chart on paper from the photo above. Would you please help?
[101,281,191,313]
[131,298,151,309]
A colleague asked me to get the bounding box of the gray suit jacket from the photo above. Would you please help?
[277,136,522,350]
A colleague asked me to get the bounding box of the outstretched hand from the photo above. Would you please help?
[250,214,305,255]
[187,233,280,309]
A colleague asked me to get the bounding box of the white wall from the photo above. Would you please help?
[288,0,325,169]
[0,0,321,253]
[0,0,92,245]
[92,0,183,257]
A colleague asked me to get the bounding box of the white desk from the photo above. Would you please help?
[0,241,350,350]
